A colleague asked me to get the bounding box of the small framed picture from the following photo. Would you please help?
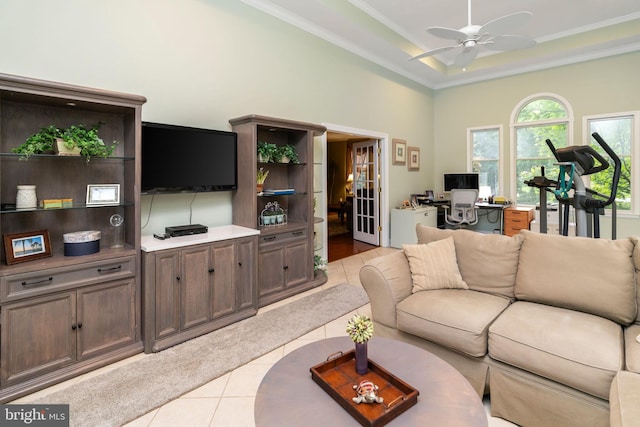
[4,230,52,265]
[392,139,407,165]
[408,146,420,171]
[86,184,120,206]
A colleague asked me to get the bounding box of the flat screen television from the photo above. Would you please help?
[444,173,479,191]
[141,122,237,194]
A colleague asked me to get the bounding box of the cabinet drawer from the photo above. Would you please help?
[1,256,136,302]
[259,229,307,247]
[505,211,529,220]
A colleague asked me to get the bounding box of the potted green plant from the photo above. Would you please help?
[11,125,61,159]
[60,124,118,162]
[276,144,299,163]
[256,167,269,193]
[257,141,278,163]
[12,123,118,162]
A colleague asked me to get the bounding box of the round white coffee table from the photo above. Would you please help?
[255,336,488,426]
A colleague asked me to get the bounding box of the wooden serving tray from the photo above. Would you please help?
[310,349,419,427]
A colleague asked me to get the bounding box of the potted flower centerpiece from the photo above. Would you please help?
[346,313,374,374]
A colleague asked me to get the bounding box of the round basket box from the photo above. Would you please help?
[63,230,101,256]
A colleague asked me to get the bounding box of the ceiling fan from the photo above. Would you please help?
[409,0,536,68]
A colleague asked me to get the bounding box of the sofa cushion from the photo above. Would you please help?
[403,237,468,293]
[489,301,624,399]
[415,224,523,298]
[396,289,511,357]
[515,230,636,325]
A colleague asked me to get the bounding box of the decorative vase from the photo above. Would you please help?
[16,185,37,209]
[355,341,368,375]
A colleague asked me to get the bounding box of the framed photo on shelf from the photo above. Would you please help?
[86,184,120,206]
[392,139,407,165]
[408,146,420,171]
[4,230,52,265]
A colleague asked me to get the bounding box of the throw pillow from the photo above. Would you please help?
[403,237,468,293]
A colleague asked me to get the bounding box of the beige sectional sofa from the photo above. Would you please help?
[359,225,640,427]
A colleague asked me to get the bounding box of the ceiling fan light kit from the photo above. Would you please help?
[409,0,536,67]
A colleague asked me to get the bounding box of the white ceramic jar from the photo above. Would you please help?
[16,185,37,209]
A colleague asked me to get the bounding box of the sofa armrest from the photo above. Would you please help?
[359,251,413,329]
[610,371,640,427]
[625,324,640,373]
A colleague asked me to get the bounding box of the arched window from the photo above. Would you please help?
[511,94,572,205]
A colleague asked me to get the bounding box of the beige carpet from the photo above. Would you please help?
[32,284,369,427]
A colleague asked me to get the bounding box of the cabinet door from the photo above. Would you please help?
[155,250,181,338]
[211,241,235,319]
[181,245,212,330]
[258,245,286,299]
[284,239,310,288]
[1,292,76,386]
[236,237,257,311]
[76,279,136,360]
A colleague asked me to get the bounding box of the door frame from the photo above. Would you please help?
[319,123,390,254]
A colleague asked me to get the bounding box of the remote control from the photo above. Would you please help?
[153,233,170,240]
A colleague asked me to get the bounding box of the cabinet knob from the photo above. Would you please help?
[176,276,181,281]
[283,265,289,270]
[78,322,83,329]
[238,262,242,267]
[208,268,215,273]
[72,323,83,330]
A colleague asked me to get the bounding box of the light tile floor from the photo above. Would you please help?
[19,246,516,426]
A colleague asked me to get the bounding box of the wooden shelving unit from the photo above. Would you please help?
[230,115,327,307]
[0,73,145,402]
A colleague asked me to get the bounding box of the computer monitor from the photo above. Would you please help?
[443,173,479,191]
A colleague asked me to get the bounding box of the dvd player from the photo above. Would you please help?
[165,224,208,237]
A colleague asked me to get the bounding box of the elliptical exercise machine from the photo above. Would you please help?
[525,132,621,238]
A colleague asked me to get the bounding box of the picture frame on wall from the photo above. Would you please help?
[408,146,420,171]
[4,230,52,265]
[392,139,407,165]
[86,184,120,206]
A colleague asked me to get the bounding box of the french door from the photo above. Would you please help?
[352,140,379,245]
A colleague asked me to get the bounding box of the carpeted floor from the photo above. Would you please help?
[32,284,369,427]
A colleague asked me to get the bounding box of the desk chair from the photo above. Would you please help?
[443,189,479,228]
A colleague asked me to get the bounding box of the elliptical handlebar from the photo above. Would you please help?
[588,132,621,209]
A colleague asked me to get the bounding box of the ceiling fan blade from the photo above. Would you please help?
[485,35,536,51]
[426,26,467,41]
[409,45,460,61]
[480,11,532,37]
[454,46,479,68]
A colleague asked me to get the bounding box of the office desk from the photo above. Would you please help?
[426,202,509,234]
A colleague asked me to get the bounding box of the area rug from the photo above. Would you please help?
[32,283,369,427]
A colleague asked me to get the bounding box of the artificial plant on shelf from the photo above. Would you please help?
[256,167,269,193]
[12,123,118,162]
[277,144,299,163]
[257,141,278,163]
[346,313,374,375]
